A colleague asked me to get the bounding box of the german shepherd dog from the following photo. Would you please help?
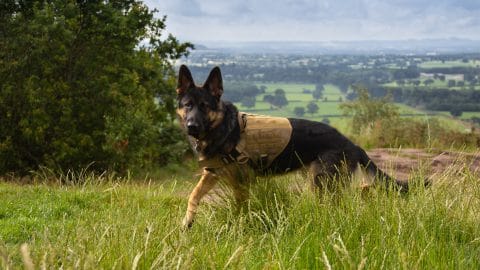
[176,65,408,228]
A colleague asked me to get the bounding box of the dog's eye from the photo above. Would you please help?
[184,102,193,109]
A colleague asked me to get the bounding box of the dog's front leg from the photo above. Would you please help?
[182,169,218,229]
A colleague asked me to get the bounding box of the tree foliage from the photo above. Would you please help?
[293,107,305,117]
[273,89,289,108]
[306,102,319,115]
[450,108,463,118]
[312,84,324,100]
[340,86,399,135]
[312,88,323,101]
[0,0,193,174]
[223,82,262,103]
[262,89,289,109]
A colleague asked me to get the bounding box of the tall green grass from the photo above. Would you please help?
[1,165,479,269]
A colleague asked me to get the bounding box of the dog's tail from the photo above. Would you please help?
[357,147,410,193]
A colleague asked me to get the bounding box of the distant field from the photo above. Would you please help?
[419,60,480,68]
[233,82,475,133]
[235,83,345,118]
[256,83,345,101]
[384,79,479,90]
[395,103,423,114]
[460,112,480,119]
[438,111,480,121]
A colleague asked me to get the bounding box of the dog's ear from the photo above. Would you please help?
[204,66,223,98]
[177,65,195,95]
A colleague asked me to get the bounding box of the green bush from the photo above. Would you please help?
[0,0,192,174]
[359,117,479,149]
[340,86,399,135]
[341,86,479,149]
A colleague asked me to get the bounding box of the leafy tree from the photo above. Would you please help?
[312,84,324,100]
[275,89,286,96]
[0,0,192,174]
[294,107,305,117]
[312,88,323,100]
[224,82,261,102]
[263,94,274,104]
[450,108,463,117]
[265,88,288,108]
[392,65,419,80]
[259,85,267,93]
[340,86,399,135]
[274,95,288,108]
[315,84,325,91]
[424,79,435,86]
[306,102,319,115]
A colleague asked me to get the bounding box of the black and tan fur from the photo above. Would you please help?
[176,65,408,228]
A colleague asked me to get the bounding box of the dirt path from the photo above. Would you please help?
[367,148,480,181]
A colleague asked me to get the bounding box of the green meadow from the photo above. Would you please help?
[419,60,480,69]
[234,83,345,125]
[1,163,479,269]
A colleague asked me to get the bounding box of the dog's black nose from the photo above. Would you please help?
[187,123,200,137]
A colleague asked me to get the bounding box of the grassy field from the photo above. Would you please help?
[1,162,479,269]
[419,60,480,68]
[235,83,347,126]
[457,111,480,120]
[234,83,473,134]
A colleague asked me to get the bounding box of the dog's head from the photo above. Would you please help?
[176,65,225,139]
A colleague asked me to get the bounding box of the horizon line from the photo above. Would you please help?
[189,38,480,44]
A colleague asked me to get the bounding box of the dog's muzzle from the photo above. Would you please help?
[187,122,201,138]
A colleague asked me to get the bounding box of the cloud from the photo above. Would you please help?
[145,0,480,41]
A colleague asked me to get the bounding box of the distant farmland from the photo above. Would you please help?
[232,82,471,132]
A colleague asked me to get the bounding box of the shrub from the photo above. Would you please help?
[0,0,192,174]
[341,86,479,149]
[340,86,399,135]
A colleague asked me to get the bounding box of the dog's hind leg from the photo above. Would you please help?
[183,169,218,229]
[224,165,253,205]
[310,150,358,192]
[356,146,409,192]
[309,159,341,191]
[228,179,249,205]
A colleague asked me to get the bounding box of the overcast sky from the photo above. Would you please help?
[145,0,480,42]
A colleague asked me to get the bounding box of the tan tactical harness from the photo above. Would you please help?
[199,113,293,170]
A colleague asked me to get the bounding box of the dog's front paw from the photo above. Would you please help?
[181,215,194,230]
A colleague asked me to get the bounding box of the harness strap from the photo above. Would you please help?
[198,113,249,169]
